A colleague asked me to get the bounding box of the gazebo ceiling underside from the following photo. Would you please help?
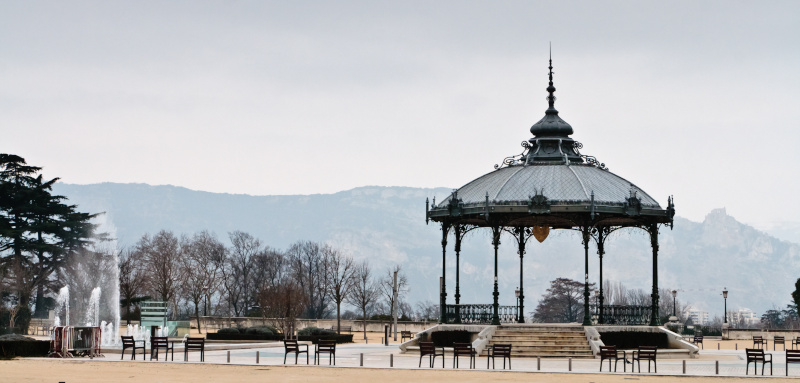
[428,163,672,228]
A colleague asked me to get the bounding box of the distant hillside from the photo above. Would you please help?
[53,182,800,317]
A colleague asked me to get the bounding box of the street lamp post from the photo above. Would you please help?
[672,290,677,317]
[722,288,728,326]
[515,287,521,323]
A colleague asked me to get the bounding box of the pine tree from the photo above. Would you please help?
[0,154,99,333]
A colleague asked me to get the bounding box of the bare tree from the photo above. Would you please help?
[415,300,439,321]
[323,246,354,334]
[181,231,225,333]
[346,261,378,340]
[379,265,408,328]
[222,231,261,316]
[257,278,307,337]
[119,248,147,325]
[138,231,183,318]
[287,241,331,319]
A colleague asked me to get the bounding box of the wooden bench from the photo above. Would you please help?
[753,336,766,350]
[418,341,444,368]
[774,336,786,351]
[120,336,146,360]
[452,342,476,369]
[314,339,336,365]
[401,330,413,342]
[599,345,626,372]
[787,349,800,376]
[283,339,309,364]
[633,346,657,373]
[150,336,174,361]
[184,337,205,362]
[746,348,772,375]
[329,326,352,333]
[793,337,800,350]
[692,335,703,349]
[487,344,512,370]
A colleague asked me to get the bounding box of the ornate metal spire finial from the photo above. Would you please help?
[546,42,557,113]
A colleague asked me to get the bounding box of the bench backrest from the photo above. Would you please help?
[453,342,472,355]
[775,336,785,342]
[493,344,512,356]
[694,335,703,341]
[419,341,437,355]
[599,346,618,358]
[746,348,766,361]
[121,336,136,347]
[185,337,204,349]
[151,336,169,347]
[754,336,764,342]
[401,330,412,337]
[284,339,301,352]
[317,339,336,352]
[637,346,657,360]
[787,350,800,363]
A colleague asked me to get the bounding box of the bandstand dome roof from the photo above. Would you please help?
[442,164,660,209]
[428,56,674,227]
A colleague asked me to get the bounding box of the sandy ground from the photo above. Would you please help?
[2,359,796,383]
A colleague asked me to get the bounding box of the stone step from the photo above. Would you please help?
[487,342,590,349]
[491,334,587,339]
[492,332,586,337]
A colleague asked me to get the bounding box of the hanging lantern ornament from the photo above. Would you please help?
[531,226,550,243]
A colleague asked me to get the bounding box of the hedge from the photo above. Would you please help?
[207,333,285,341]
[0,340,51,358]
[207,333,353,344]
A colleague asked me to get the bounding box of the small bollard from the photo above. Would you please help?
[718,343,720,350]
[568,357,572,371]
[682,360,686,374]
[537,356,541,371]
[360,353,364,366]
[256,351,260,364]
[227,351,230,363]
[715,360,719,375]
[735,343,738,350]
[390,354,394,367]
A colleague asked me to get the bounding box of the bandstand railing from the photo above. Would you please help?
[593,305,653,325]
[444,304,518,324]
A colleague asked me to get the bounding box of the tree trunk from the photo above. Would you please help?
[195,304,202,334]
[336,301,341,335]
[362,308,367,340]
[34,284,47,318]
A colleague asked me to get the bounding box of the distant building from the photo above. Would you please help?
[730,308,759,327]
[685,308,710,326]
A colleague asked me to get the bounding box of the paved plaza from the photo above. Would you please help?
[93,340,798,379]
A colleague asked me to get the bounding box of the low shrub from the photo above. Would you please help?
[297,327,335,336]
[207,332,284,341]
[245,326,276,335]
[0,340,50,358]
[217,327,244,334]
[298,334,353,344]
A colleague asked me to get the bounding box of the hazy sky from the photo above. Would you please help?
[2,1,798,225]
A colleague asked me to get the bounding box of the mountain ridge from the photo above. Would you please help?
[51,182,800,317]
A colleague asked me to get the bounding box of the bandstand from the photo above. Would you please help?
[426,56,675,327]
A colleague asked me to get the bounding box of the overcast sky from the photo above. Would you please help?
[2,1,798,226]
